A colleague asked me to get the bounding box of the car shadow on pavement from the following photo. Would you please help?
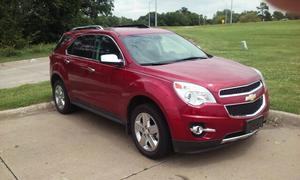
[169,138,257,167]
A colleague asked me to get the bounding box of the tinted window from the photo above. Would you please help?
[54,35,71,51]
[94,36,122,61]
[67,35,96,59]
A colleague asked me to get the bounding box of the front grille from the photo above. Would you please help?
[226,96,264,117]
[220,81,262,97]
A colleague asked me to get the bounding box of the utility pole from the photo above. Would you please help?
[155,0,158,27]
[199,14,201,25]
[230,0,233,24]
[148,0,151,27]
[225,10,228,24]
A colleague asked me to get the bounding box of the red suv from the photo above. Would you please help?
[50,25,269,159]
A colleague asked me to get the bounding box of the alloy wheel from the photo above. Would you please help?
[134,113,160,152]
[55,85,65,110]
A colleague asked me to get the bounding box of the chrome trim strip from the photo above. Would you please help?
[221,130,258,144]
[203,128,216,133]
[72,25,104,31]
[224,94,266,119]
[219,81,262,98]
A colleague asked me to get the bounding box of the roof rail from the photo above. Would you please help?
[113,24,150,28]
[71,25,104,31]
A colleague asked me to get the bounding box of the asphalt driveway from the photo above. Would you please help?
[0,109,300,180]
[0,57,49,89]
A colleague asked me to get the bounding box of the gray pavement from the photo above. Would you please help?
[0,57,49,89]
[0,158,15,180]
[0,109,300,180]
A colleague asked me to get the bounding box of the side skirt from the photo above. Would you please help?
[72,101,125,125]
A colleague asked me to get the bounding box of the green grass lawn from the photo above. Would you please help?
[0,81,52,111]
[167,20,300,114]
[0,44,54,63]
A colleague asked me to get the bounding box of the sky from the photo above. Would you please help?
[113,0,279,20]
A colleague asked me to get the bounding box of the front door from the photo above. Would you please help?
[85,35,126,117]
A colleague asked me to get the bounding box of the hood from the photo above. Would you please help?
[143,57,260,93]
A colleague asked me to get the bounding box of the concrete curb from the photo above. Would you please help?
[268,110,300,127]
[0,102,55,120]
[0,103,299,127]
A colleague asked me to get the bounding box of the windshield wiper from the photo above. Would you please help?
[140,62,171,66]
[140,57,208,66]
[173,56,208,63]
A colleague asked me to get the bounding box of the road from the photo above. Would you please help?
[0,57,49,89]
[0,110,299,180]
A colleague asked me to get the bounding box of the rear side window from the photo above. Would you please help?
[54,35,71,51]
[67,35,96,59]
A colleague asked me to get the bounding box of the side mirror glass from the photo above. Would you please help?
[100,54,123,66]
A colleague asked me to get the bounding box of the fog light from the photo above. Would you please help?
[190,125,216,136]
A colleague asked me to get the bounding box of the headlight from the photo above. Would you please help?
[252,68,266,87]
[173,82,216,106]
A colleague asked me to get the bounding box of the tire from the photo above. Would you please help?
[130,103,172,159]
[53,80,74,114]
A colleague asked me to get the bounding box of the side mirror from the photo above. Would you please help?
[100,54,124,66]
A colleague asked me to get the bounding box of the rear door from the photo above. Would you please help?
[65,35,98,103]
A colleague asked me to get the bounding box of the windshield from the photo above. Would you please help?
[122,33,209,65]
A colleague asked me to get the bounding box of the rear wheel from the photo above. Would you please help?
[53,80,74,114]
[130,103,172,159]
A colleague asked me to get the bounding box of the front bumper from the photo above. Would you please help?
[173,129,258,153]
[167,91,270,153]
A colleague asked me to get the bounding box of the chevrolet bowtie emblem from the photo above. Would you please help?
[245,94,257,102]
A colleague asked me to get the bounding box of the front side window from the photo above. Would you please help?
[122,33,208,65]
[94,36,123,61]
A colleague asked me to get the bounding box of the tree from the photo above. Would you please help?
[264,11,272,21]
[213,10,239,24]
[178,7,189,14]
[239,11,260,23]
[0,0,27,48]
[272,11,285,20]
[22,0,82,43]
[257,2,272,21]
[136,8,204,26]
[81,0,114,19]
[213,11,225,24]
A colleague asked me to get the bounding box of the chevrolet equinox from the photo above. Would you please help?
[50,25,269,159]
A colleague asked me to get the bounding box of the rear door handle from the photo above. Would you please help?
[87,67,95,73]
[64,59,71,64]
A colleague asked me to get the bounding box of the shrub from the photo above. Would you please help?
[0,47,21,57]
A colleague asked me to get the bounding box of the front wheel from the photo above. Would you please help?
[130,104,172,159]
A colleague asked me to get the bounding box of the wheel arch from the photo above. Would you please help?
[51,73,63,87]
[126,95,172,137]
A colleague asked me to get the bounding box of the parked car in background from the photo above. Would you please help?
[50,25,269,159]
